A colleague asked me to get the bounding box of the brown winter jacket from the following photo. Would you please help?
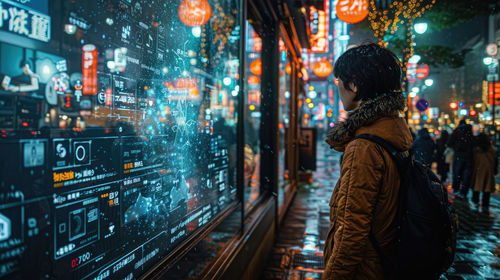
[323,92,413,280]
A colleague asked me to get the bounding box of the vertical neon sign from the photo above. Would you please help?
[82,44,98,95]
[309,0,329,53]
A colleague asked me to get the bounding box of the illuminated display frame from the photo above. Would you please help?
[0,0,245,279]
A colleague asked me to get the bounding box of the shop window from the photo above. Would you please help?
[0,0,241,278]
[278,40,291,210]
[244,21,262,211]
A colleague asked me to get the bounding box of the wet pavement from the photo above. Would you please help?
[262,142,500,280]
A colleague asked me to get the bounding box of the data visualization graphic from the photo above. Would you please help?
[0,0,239,278]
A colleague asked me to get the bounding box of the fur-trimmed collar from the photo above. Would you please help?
[326,92,406,147]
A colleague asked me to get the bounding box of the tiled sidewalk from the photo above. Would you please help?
[262,142,500,280]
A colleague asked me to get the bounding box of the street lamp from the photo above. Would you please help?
[192,26,202,38]
[414,22,428,34]
[425,79,434,86]
[409,54,421,64]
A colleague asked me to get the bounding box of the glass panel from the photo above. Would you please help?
[164,207,241,278]
[244,21,262,211]
[0,0,241,279]
[278,38,290,210]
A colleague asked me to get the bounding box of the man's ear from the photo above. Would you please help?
[348,82,358,93]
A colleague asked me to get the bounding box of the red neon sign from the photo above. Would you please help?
[488,82,500,105]
[82,44,98,95]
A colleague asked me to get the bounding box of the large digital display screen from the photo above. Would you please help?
[0,0,240,278]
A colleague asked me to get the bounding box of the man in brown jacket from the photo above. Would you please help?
[323,43,413,280]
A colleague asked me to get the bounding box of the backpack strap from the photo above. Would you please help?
[353,134,406,279]
[354,134,406,165]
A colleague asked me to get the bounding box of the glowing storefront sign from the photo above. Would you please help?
[0,0,50,42]
[336,0,369,24]
[309,1,329,53]
[82,44,98,95]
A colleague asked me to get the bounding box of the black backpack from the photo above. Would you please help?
[355,134,458,279]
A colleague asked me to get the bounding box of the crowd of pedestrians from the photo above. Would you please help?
[411,119,498,211]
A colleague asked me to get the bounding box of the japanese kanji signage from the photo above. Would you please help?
[336,0,369,24]
[82,44,98,95]
[0,0,50,42]
[309,2,329,53]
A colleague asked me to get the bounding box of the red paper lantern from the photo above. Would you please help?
[336,0,369,24]
[178,0,212,27]
[249,58,262,76]
[313,60,333,78]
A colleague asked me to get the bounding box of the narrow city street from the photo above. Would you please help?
[263,142,500,280]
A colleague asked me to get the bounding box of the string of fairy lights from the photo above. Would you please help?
[367,0,436,80]
[200,1,236,69]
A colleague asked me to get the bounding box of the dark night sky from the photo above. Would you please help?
[347,14,497,115]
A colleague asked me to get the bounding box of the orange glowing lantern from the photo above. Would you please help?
[313,60,333,78]
[285,63,292,75]
[336,0,369,24]
[250,58,262,76]
[189,87,200,96]
[178,0,212,27]
[248,75,260,85]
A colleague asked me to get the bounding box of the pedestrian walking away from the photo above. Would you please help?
[447,119,476,198]
[412,128,436,167]
[471,133,498,211]
[435,130,450,183]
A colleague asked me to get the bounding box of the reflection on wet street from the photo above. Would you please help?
[263,142,500,280]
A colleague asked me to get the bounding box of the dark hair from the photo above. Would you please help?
[459,119,466,125]
[477,133,491,152]
[19,59,31,69]
[334,43,402,101]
